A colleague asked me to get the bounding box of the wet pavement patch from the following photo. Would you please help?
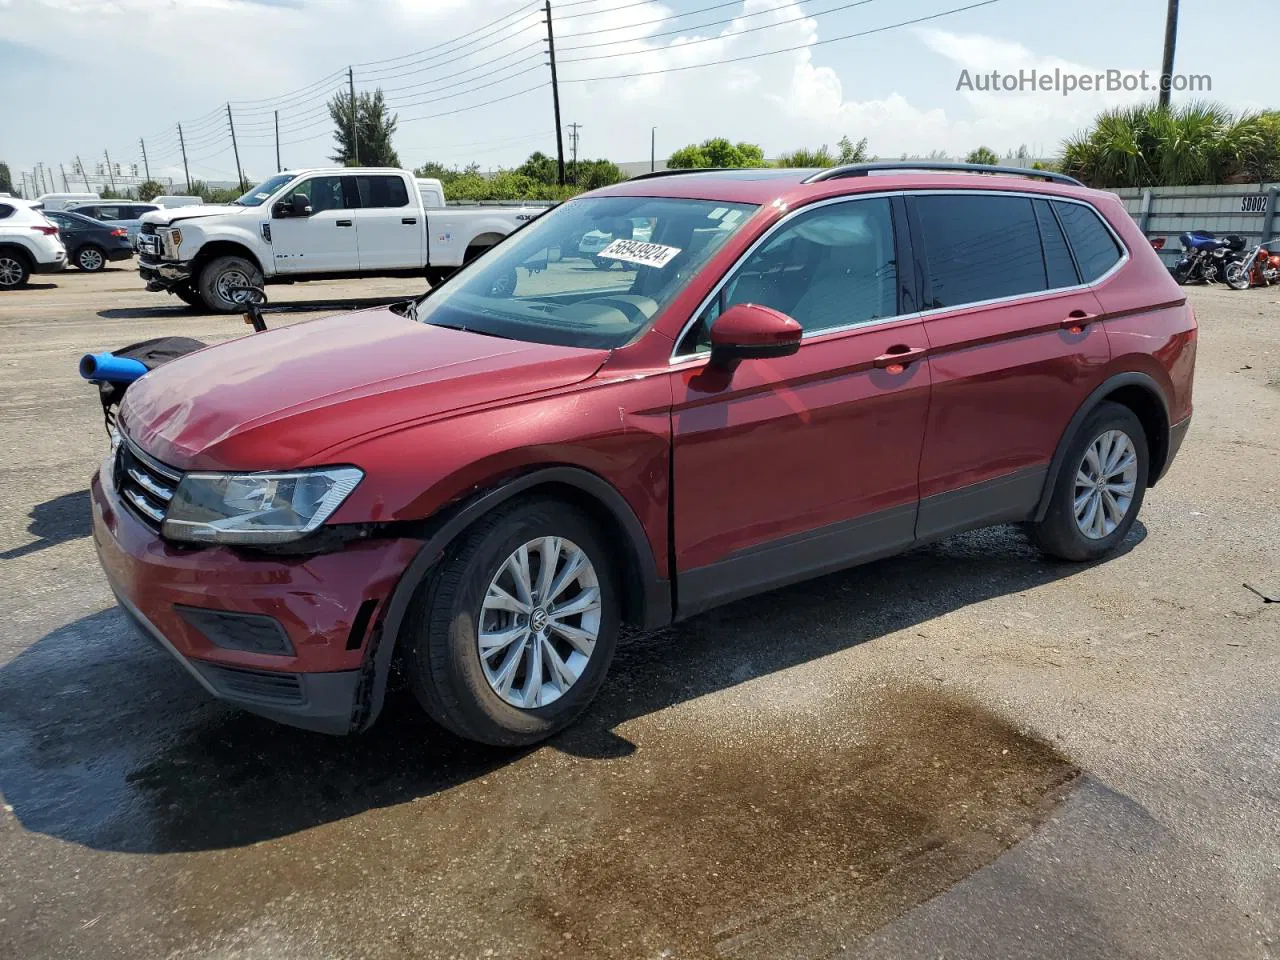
[109,684,1077,959]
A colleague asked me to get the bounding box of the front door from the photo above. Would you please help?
[348,173,423,270]
[907,192,1116,540]
[270,175,358,275]
[669,196,932,617]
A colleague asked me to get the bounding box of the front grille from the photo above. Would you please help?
[140,222,158,236]
[198,663,306,705]
[114,437,182,532]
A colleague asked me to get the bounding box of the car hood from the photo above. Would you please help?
[121,307,610,471]
[140,204,255,225]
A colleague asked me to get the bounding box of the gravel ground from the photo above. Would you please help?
[0,267,1276,960]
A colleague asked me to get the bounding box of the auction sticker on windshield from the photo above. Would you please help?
[598,239,682,268]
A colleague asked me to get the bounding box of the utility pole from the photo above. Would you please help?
[103,150,116,191]
[651,126,656,172]
[275,110,282,172]
[566,122,581,182]
[139,138,151,182]
[348,67,359,166]
[177,125,191,193]
[60,163,70,191]
[544,0,566,186]
[1159,0,1179,110]
[226,103,246,191]
[75,154,90,191]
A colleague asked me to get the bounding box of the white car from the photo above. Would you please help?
[578,217,654,268]
[136,168,548,312]
[0,198,67,289]
[34,192,101,212]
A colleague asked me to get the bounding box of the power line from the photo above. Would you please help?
[355,26,543,83]
[557,0,749,40]
[353,0,541,69]
[562,0,1003,75]
[397,84,545,125]
[559,0,887,55]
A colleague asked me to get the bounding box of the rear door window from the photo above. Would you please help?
[1034,199,1080,289]
[354,175,410,209]
[1053,200,1123,282]
[914,194,1047,309]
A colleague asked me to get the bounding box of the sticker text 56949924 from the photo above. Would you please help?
[598,239,682,268]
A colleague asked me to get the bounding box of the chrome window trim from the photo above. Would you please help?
[668,188,1130,366]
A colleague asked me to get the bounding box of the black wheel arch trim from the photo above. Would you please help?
[354,465,670,732]
[1034,371,1171,522]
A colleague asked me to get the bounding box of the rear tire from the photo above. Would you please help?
[76,245,106,272]
[196,255,263,312]
[1030,402,1149,562]
[403,498,620,746]
[0,250,31,289]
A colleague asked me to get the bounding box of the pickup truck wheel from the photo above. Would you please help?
[197,255,263,313]
[0,251,31,289]
[1029,402,1149,562]
[592,255,613,270]
[171,284,203,308]
[403,498,620,746]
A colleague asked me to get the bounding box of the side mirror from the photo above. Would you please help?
[709,303,803,370]
[291,194,312,217]
[272,200,290,218]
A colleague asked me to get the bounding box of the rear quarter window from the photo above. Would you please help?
[0,204,12,220]
[914,193,1047,308]
[1053,200,1123,282]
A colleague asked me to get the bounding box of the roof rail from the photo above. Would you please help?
[626,167,743,181]
[804,161,1083,187]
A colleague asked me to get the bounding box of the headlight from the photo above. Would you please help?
[159,227,183,258]
[161,467,363,545]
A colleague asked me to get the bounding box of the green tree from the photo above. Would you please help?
[136,179,164,201]
[0,162,13,194]
[837,136,870,163]
[668,137,767,169]
[965,146,1001,165]
[517,151,559,185]
[776,146,835,167]
[328,88,400,167]
[568,158,623,190]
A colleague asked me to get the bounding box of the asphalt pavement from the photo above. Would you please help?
[0,267,1276,959]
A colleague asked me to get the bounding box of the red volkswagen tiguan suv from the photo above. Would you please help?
[92,163,1195,745]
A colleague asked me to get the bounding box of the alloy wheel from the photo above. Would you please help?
[0,257,23,287]
[78,247,104,271]
[478,536,601,709]
[1074,429,1138,539]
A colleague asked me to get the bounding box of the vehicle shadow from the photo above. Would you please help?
[18,283,58,291]
[96,295,418,321]
[0,489,92,561]
[0,522,1144,854]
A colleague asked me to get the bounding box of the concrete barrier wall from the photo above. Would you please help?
[1111,183,1280,264]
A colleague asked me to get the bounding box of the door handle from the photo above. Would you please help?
[873,345,928,373]
[1060,310,1096,333]
[336,219,353,227]
[401,218,417,225]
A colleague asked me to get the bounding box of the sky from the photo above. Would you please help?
[0,0,1270,193]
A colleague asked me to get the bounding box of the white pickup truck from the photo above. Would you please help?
[136,167,546,311]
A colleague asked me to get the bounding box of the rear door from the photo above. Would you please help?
[669,195,932,616]
[908,191,1114,539]
[348,173,423,270]
[269,175,358,274]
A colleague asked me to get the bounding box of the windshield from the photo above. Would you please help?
[234,174,296,207]
[416,195,759,349]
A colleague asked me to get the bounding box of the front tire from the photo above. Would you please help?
[171,283,202,308]
[1224,261,1251,290]
[76,245,106,272]
[196,255,263,312]
[403,498,620,746]
[1030,401,1149,562]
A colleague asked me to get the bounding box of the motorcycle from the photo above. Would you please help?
[1222,237,1280,289]
[1173,231,1247,285]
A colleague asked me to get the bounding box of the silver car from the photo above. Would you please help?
[65,201,161,244]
